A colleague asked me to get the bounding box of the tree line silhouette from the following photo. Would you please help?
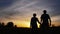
[0,21,60,34]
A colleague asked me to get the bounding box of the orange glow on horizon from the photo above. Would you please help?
[0,15,60,28]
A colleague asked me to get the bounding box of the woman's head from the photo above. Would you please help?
[33,13,36,17]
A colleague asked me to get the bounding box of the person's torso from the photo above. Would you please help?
[42,14,49,23]
[31,17,38,25]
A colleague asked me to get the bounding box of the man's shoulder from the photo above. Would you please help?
[41,14,49,17]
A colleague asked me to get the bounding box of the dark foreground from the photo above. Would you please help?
[0,27,60,34]
[0,22,60,34]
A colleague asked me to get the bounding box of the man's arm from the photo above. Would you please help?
[49,18,51,26]
[48,15,51,26]
[40,15,43,24]
[40,18,43,24]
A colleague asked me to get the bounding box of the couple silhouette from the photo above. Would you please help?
[30,10,51,31]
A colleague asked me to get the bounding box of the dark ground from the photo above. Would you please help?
[0,22,60,34]
[0,27,60,34]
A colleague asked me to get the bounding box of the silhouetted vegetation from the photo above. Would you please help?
[0,22,60,34]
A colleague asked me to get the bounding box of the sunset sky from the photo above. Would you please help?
[0,0,60,28]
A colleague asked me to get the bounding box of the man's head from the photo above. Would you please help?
[33,13,36,17]
[43,10,47,14]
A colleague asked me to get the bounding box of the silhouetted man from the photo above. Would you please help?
[30,13,40,31]
[40,10,51,30]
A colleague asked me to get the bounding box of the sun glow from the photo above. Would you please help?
[13,20,30,28]
[12,19,40,28]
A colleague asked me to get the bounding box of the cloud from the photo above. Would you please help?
[15,1,38,10]
[0,0,60,27]
[0,10,20,19]
[0,0,60,20]
[0,0,20,19]
[32,0,60,17]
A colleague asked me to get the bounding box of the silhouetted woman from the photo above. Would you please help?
[30,13,40,31]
